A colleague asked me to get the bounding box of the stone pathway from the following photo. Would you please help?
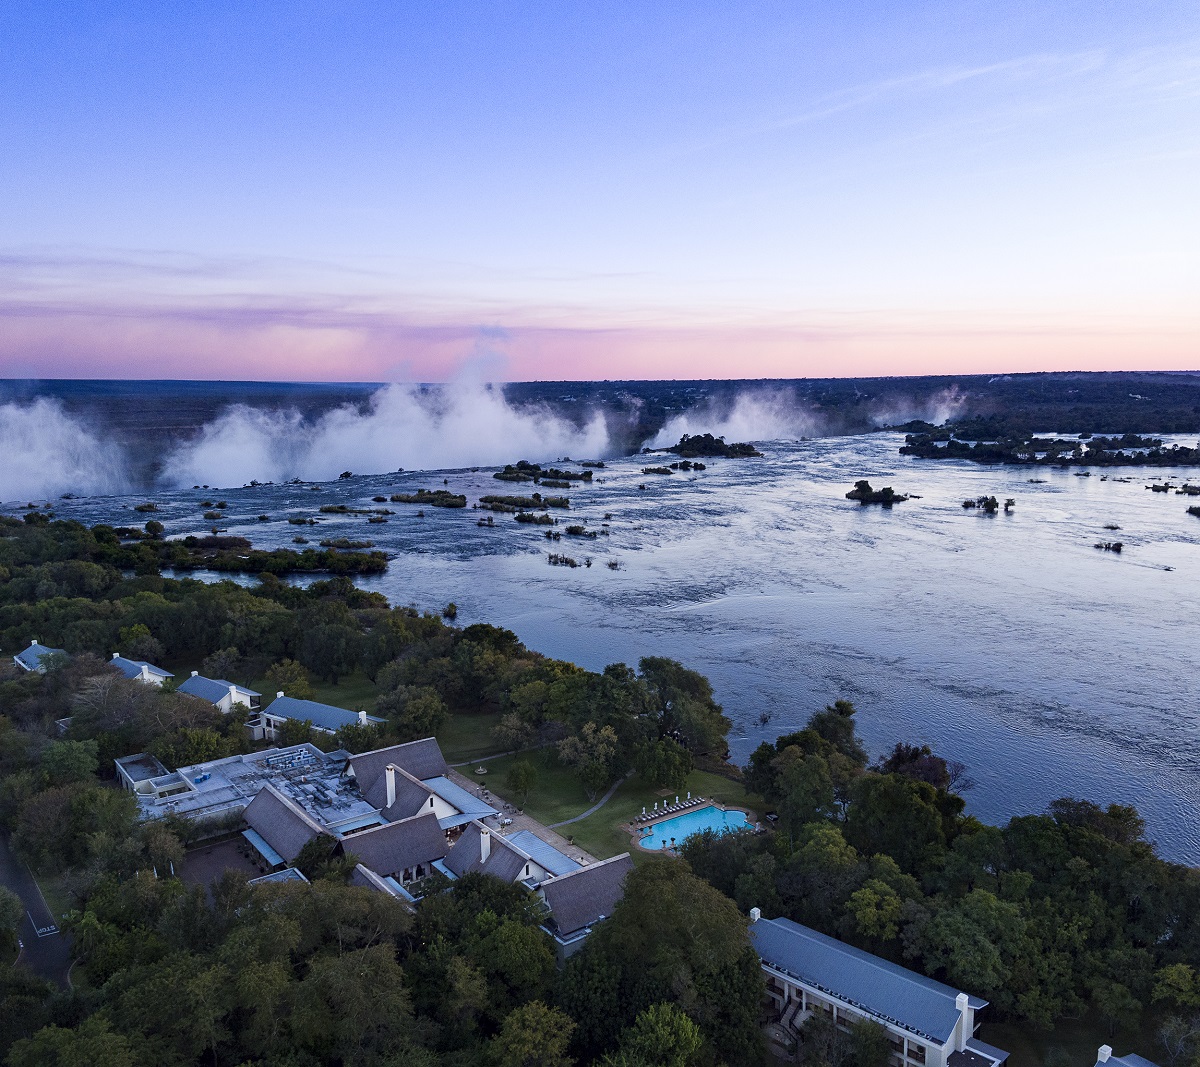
[445,767,597,864]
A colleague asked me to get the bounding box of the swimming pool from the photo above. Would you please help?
[638,805,750,851]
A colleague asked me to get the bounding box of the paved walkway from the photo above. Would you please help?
[445,767,597,864]
[549,771,632,828]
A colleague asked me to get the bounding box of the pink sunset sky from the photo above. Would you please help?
[1,3,1197,382]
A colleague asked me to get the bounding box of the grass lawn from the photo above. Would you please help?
[33,871,75,924]
[437,711,508,764]
[480,757,765,862]
[304,672,379,711]
[247,670,380,713]
[463,752,593,825]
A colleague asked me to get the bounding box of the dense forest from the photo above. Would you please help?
[0,513,1198,1067]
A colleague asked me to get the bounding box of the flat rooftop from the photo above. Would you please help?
[130,744,378,830]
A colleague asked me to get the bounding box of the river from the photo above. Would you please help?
[37,432,1200,864]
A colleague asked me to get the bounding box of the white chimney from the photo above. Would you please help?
[276,691,285,699]
[481,829,491,863]
[228,685,237,704]
[30,639,38,646]
[358,710,368,725]
[385,765,397,808]
[140,664,150,680]
[112,652,119,659]
[955,993,973,1050]
[191,670,198,677]
[749,907,761,923]
[1098,1048,1112,1064]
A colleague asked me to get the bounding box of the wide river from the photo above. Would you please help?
[37,433,1200,864]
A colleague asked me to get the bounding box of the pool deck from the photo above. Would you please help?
[623,798,757,853]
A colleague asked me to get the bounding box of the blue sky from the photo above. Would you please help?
[1,1,1197,380]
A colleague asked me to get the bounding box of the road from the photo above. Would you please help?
[0,833,73,988]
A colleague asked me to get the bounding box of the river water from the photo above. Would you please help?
[34,433,1200,864]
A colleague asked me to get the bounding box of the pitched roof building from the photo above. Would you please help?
[348,738,450,794]
[242,783,327,864]
[178,672,261,712]
[749,914,1008,1067]
[337,811,449,881]
[253,694,384,738]
[1095,1048,1160,1067]
[537,853,634,953]
[109,652,173,686]
[13,640,67,673]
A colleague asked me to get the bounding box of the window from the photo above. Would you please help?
[908,1044,926,1064]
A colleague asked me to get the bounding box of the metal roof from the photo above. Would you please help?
[749,917,985,1044]
[422,776,498,821]
[14,642,66,671]
[110,655,173,680]
[1105,1056,1160,1067]
[265,695,383,733]
[243,829,285,867]
[178,674,260,704]
[249,867,308,885]
[506,830,581,877]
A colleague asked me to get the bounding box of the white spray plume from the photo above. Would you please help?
[0,399,130,502]
[161,382,612,487]
[870,386,967,428]
[648,390,822,448]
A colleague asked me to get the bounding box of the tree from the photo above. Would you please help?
[568,862,764,1065]
[6,1017,138,1067]
[488,1001,575,1067]
[0,885,23,951]
[148,727,229,770]
[40,739,99,785]
[773,748,836,841]
[118,623,164,665]
[618,1003,703,1067]
[559,721,620,800]
[507,759,537,808]
[299,624,360,685]
[635,738,693,791]
[638,657,731,755]
[1154,964,1200,1010]
[377,684,447,742]
[200,646,242,681]
[263,659,314,701]
[846,879,904,943]
[493,711,535,752]
[807,699,868,766]
[845,774,949,875]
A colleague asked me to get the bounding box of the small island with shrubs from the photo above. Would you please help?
[388,489,467,508]
[845,480,909,507]
[493,460,594,483]
[900,424,1200,468]
[665,433,763,458]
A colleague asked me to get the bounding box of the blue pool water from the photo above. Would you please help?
[639,805,751,851]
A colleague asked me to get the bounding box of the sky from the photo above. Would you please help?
[0,1,1198,382]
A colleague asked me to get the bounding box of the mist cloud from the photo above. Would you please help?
[160,382,612,487]
[648,390,822,447]
[869,385,967,427]
[0,399,130,502]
